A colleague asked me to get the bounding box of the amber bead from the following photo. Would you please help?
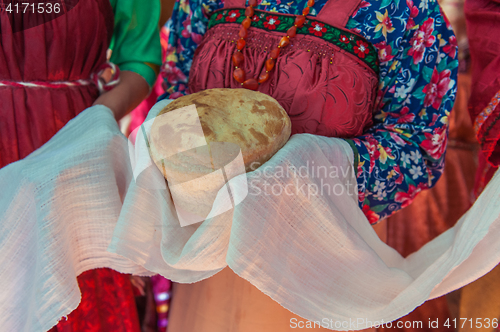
[249,0,257,6]
[307,0,315,7]
[233,68,246,83]
[239,27,248,39]
[265,58,275,71]
[232,51,244,67]
[295,15,306,27]
[236,38,246,50]
[279,36,290,48]
[245,6,254,17]
[258,71,270,83]
[270,47,280,59]
[287,26,297,38]
[243,78,259,90]
[242,17,252,29]
[302,7,310,15]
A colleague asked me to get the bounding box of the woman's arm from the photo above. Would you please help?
[99,0,163,119]
[345,0,459,223]
[93,70,150,120]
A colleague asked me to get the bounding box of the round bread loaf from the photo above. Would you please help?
[149,88,291,222]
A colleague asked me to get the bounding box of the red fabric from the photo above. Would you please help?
[0,1,140,331]
[53,269,141,332]
[476,97,500,165]
[465,0,500,166]
[0,0,113,166]
[189,0,377,138]
[474,152,499,198]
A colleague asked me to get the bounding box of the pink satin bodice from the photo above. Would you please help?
[188,0,378,137]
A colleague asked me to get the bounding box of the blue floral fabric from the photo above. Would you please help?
[158,0,458,223]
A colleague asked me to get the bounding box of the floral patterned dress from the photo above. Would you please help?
[159,0,458,223]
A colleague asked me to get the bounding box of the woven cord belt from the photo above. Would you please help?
[0,62,120,94]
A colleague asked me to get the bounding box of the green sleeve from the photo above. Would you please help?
[108,0,162,87]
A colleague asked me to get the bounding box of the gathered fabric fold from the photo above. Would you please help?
[0,105,152,332]
[1,102,500,331]
[110,103,500,330]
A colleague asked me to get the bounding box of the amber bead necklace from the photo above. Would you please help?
[233,0,314,90]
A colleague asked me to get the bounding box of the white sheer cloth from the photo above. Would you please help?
[111,102,500,330]
[1,102,500,331]
[0,106,152,332]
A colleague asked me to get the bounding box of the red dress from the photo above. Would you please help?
[464,0,500,195]
[0,1,140,331]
